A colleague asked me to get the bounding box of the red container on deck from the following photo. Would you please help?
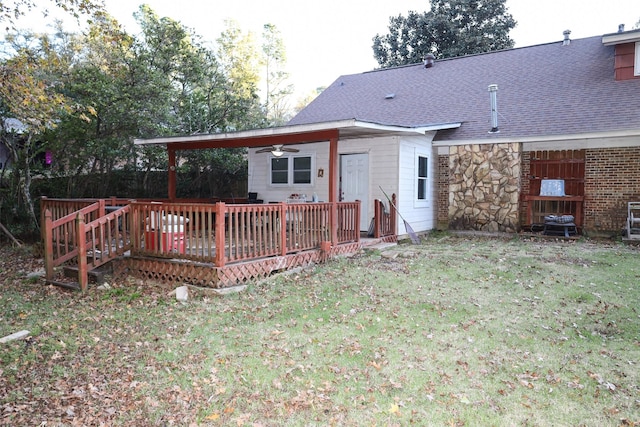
[144,230,185,253]
[144,213,187,254]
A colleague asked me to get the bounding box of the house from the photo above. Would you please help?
[42,28,640,290]
[138,28,640,238]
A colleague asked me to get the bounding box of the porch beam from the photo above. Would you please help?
[166,129,339,151]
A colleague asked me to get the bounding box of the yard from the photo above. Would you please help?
[1,234,639,426]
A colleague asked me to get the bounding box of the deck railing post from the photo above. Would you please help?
[280,203,287,256]
[215,202,226,267]
[355,200,361,241]
[98,199,106,217]
[40,196,48,242]
[330,202,338,246]
[43,209,54,281]
[76,213,88,292]
[391,194,398,235]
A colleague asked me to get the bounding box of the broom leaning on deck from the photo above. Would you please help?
[379,187,420,244]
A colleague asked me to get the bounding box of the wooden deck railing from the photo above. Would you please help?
[43,203,133,291]
[41,198,362,290]
[127,201,358,265]
[373,196,397,238]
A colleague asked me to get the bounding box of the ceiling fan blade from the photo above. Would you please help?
[255,147,274,153]
[281,147,299,152]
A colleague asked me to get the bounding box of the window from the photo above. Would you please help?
[270,155,313,185]
[271,158,289,184]
[293,156,311,184]
[417,155,428,200]
[635,42,640,76]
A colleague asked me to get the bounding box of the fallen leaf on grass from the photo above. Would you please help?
[205,412,220,420]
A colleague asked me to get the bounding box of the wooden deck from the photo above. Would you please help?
[40,197,396,290]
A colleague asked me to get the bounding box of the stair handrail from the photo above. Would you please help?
[43,202,102,281]
[43,202,132,291]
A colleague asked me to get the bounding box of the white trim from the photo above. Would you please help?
[432,129,640,148]
[602,30,640,46]
[134,119,462,145]
[635,42,640,77]
[414,152,429,206]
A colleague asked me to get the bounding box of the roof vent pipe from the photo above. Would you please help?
[423,53,435,68]
[618,24,625,32]
[488,84,499,133]
[562,29,571,45]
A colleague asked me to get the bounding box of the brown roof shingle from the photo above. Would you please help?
[288,35,640,141]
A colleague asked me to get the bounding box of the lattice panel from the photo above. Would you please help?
[114,247,333,288]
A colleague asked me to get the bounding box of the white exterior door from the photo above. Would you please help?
[340,153,369,231]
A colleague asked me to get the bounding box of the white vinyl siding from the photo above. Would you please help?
[248,142,327,203]
[339,136,399,226]
[398,134,436,233]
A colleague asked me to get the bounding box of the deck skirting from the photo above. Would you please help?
[112,241,365,288]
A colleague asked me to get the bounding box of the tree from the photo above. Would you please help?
[0,27,77,230]
[372,0,516,68]
[261,23,294,126]
[0,0,105,32]
[0,0,105,232]
[216,19,265,130]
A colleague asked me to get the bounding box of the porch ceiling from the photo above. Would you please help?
[133,119,461,150]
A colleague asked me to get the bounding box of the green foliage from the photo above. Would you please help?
[373,0,516,68]
[1,4,270,237]
[261,23,294,126]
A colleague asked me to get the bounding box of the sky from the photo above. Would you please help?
[13,0,640,99]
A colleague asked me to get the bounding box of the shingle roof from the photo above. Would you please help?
[288,35,640,141]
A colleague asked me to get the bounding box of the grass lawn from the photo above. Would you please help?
[1,234,639,426]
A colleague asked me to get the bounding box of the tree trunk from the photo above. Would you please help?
[21,135,39,231]
[0,221,21,246]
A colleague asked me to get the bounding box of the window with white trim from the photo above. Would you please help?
[270,155,313,185]
[416,155,428,200]
[635,42,640,76]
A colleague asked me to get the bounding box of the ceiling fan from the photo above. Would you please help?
[255,144,299,157]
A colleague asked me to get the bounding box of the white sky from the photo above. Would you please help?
[12,0,640,99]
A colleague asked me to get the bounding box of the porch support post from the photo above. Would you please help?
[328,136,339,245]
[215,202,226,267]
[168,147,177,201]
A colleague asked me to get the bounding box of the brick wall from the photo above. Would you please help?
[436,154,449,230]
[519,151,531,227]
[584,147,640,235]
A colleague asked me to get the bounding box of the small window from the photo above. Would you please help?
[270,155,313,185]
[635,42,640,76]
[271,158,289,184]
[417,155,428,200]
[293,156,311,184]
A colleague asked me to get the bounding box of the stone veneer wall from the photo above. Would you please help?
[437,154,450,230]
[448,143,521,232]
[584,147,640,236]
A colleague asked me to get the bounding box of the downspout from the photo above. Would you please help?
[488,84,499,133]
